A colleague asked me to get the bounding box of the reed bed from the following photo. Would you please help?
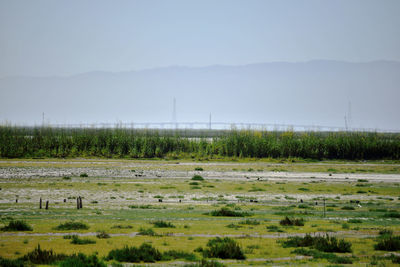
[0,126,399,160]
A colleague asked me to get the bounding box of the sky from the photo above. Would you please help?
[1,0,400,77]
[0,0,400,130]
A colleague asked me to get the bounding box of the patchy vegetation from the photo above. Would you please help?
[1,220,32,231]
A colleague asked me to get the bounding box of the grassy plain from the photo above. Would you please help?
[0,159,399,266]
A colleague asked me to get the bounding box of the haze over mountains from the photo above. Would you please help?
[1,60,399,131]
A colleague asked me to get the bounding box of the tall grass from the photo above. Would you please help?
[1,126,399,160]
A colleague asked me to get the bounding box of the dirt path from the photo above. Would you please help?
[1,165,399,183]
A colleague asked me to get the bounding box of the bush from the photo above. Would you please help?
[348,219,362,223]
[107,243,162,263]
[59,253,106,267]
[0,257,24,267]
[279,216,304,226]
[238,219,260,225]
[162,250,197,261]
[138,227,156,236]
[374,235,400,251]
[54,221,89,230]
[282,234,352,253]
[382,212,400,218]
[111,224,132,229]
[202,237,246,260]
[23,244,67,264]
[282,234,314,248]
[192,175,204,181]
[152,220,175,228]
[210,207,251,217]
[80,173,88,177]
[313,235,352,253]
[379,229,393,236]
[70,236,96,245]
[194,167,204,171]
[96,231,110,239]
[341,206,355,210]
[291,248,353,264]
[1,220,32,231]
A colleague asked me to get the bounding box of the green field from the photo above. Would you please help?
[0,159,399,266]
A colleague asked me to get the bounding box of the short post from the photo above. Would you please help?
[45,200,49,210]
[79,197,83,209]
[77,197,80,209]
[40,198,42,209]
[16,198,18,203]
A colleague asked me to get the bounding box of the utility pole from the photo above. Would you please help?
[172,98,177,129]
[209,113,212,130]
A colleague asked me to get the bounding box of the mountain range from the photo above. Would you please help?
[1,60,399,131]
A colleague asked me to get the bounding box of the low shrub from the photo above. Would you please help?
[59,253,106,267]
[70,236,96,245]
[0,257,24,267]
[379,229,393,236]
[210,207,251,217]
[279,216,304,226]
[374,235,400,251]
[96,231,110,239]
[107,243,162,263]
[23,244,67,264]
[291,248,353,264]
[282,234,314,248]
[282,234,352,253]
[111,224,132,229]
[138,227,156,236]
[192,175,204,181]
[313,235,352,253]
[162,250,197,261]
[1,220,32,231]
[80,173,88,177]
[382,212,400,218]
[54,221,89,230]
[341,206,355,210]
[202,237,246,260]
[266,225,284,232]
[238,219,260,225]
[348,219,362,223]
[194,167,204,171]
[226,223,242,229]
[152,220,175,228]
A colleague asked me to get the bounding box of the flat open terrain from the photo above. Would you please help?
[1,159,399,266]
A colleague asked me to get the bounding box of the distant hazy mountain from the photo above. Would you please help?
[1,60,399,131]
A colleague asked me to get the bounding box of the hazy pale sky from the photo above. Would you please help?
[1,0,400,77]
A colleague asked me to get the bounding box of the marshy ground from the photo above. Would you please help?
[0,158,399,266]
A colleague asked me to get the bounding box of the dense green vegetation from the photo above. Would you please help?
[54,221,89,230]
[1,126,400,159]
[1,220,32,231]
[200,237,246,260]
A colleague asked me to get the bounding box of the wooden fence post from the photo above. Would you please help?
[40,198,42,209]
[45,200,49,210]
